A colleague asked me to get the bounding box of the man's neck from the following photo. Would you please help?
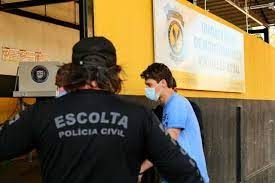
[79,84,101,90]
[159,89,175,104]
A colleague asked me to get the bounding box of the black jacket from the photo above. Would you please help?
[0,90,202,183]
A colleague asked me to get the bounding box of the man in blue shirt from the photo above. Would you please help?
[140,63,209,183]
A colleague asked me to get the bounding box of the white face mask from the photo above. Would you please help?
[144,83,161,101]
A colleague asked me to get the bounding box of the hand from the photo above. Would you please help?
[137,174,143,183]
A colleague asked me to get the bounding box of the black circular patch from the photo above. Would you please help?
[31,65,49,83]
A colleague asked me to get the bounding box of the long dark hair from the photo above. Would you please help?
[60,55,122,93]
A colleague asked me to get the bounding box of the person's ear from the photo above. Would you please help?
[160,79,168,88]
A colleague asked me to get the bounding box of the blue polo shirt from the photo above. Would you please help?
[162,93,209,183]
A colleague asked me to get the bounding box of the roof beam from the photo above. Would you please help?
[0,0,75,11]
[224,0,269,27]
[3,9,79,30]
[254,0,270,24]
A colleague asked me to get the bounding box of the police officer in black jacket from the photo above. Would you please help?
[0,37,202,183]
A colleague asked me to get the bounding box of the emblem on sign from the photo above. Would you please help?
[31,65,49,83]
[167,10,184,61]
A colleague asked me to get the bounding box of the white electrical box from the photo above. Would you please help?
[13,62,60,97]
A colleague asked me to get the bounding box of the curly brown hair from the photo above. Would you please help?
[140,63,174,88]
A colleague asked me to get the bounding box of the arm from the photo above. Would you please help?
[139,129,181,175]
[140,159,153,174]
[0,106,37,161]
[144,110,202,183]
[138,159,153,183]
[167,128,181,140]
[163,98,187,140]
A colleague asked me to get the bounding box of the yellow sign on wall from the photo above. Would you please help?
[153,0,245,93]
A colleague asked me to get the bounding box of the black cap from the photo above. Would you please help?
[72,37,116,67]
